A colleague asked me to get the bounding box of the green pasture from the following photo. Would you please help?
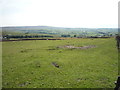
[2,38,118,88]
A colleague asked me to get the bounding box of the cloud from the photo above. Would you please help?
[1,0,119,28]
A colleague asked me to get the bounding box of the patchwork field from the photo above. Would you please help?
[2,38,118,88]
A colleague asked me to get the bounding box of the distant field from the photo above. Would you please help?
[2,38,118,88]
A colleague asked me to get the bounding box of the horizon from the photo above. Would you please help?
[1,25,118,28]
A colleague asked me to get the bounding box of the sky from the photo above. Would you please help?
[0,0,119,28]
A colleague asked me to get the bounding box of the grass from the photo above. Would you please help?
[2,38,118,88]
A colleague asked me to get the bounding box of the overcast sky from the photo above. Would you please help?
[0,0,119,28]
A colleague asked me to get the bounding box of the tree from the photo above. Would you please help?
[74,35,76,37]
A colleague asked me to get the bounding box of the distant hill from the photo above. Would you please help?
[2,26,118,36]
[2,26,118,31]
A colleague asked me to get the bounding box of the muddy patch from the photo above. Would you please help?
[58,45,96,49]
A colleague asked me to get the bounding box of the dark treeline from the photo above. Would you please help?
[86,36,110,38]
[3,35,53,39]
[60,34,112,38]
[61,35,71,37]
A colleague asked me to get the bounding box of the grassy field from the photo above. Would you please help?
[2,38,118,88]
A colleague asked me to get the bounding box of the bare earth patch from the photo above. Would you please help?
[58,45,96,49]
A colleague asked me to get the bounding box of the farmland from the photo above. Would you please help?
[2,37,118,88]
[2,26,118,39]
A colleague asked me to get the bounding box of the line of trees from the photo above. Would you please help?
[3,35,53,39]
